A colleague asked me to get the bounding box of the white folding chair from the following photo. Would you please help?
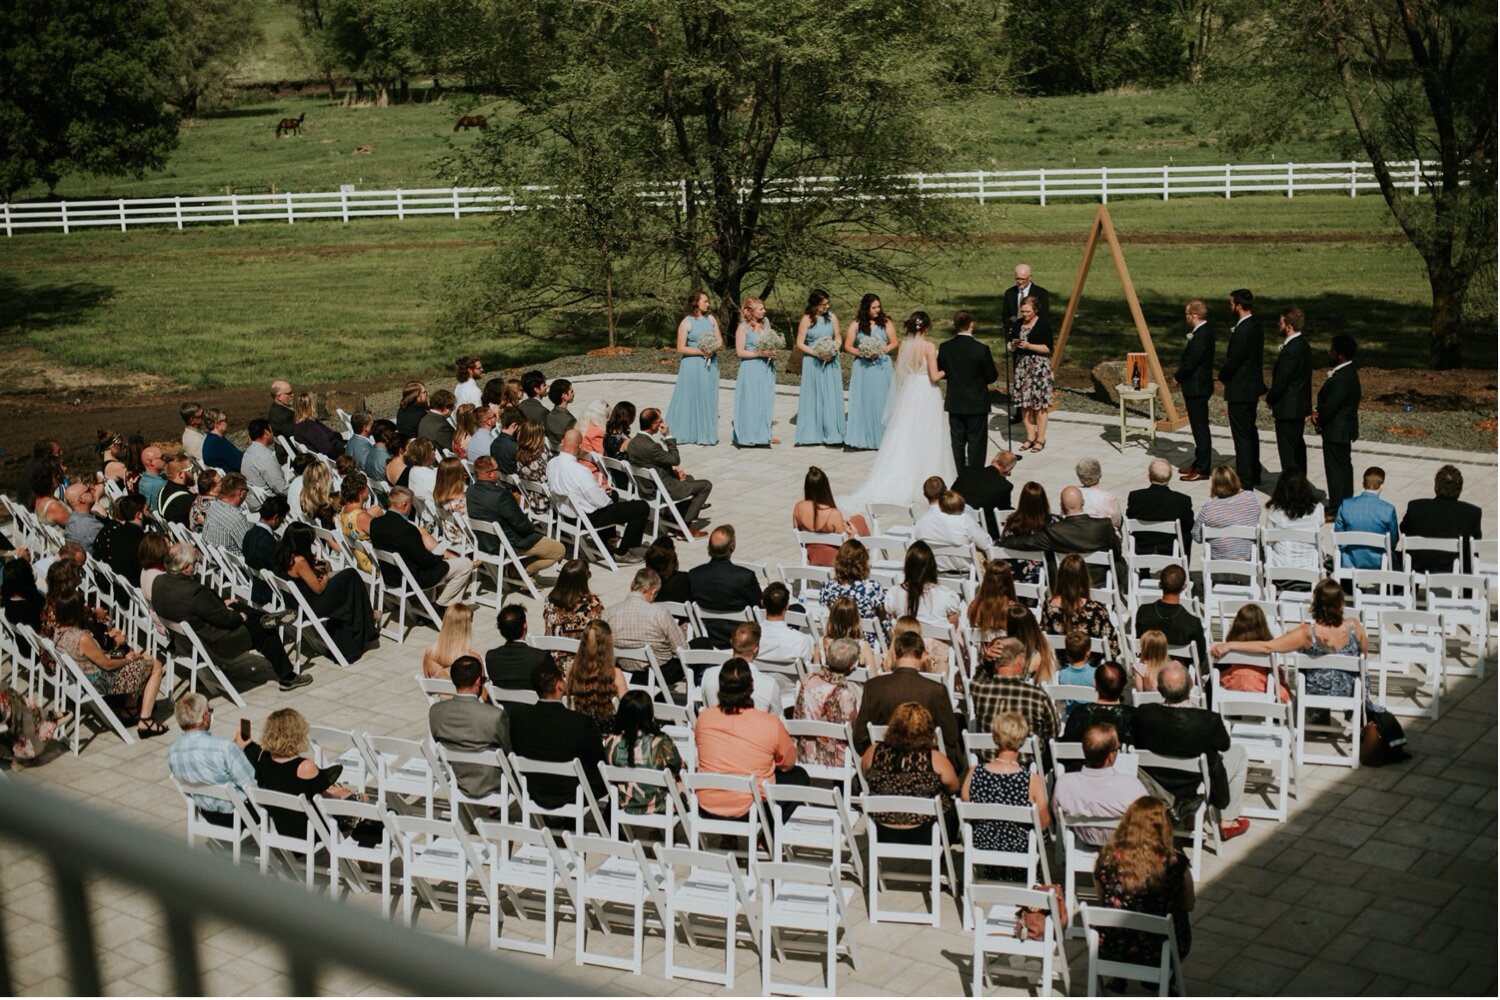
[160,618,247,707]
[510,754,607,835]
[600,763,687,847]
[469,519,544,602]
[970,883,1071,998]
[547,488,620,572]
[954,801,1048,930]
[654,844,762,987]
[563,833,668,974]
[1401,535,1463,575]
[863,794,955,927]
[357,733,441,817]
[434,743,512,825]
[374,549,445,641]
[473,819,580,959]
[170,777,258,865]
[782,719,857,798]
[383,812,488,941]
[308,725,370,793]
[1290,652,1364,769]
[1201,524,1261,566]
[1425,573,1489,678]
[33,633,137,752]
[680,772,767,865]
[764,783,865,886]
[1202,559,1263,620]
[1081,905,1186,997]
[1376,610,1444,719]
[1134,750,1218,879]
[634,465,698,540]
[1216,696,1295,822]
[245,786,331,888]
[255,574,352,667]
[758,861,859,997]
[313,796,397,914]
[1123,519,1185,561]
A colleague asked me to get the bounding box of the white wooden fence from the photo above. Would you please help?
[1,160,1435,235]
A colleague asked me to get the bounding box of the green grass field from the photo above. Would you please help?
[4,194,1485,390]
[9,85,1360,201]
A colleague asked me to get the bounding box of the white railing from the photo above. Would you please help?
[1,159,1436,235]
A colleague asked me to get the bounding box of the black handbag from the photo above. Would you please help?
[1360,707,1410,766]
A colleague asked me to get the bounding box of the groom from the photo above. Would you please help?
[938,311,999,473]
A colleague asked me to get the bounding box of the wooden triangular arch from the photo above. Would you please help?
[1051,205,1187,431]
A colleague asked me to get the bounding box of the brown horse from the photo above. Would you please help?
[275,113,306,138]
[453,115,488,132]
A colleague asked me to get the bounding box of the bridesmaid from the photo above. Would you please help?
[843,292,898,449]
[732,296,779,447]
[793,288,846,446]
[665,290,722,445]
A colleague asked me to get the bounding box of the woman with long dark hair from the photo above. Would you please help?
[276,522,378,664]
[1040,553,1121,661]
[1006,603,1057,683]
[793,288,845,446]
[1263,470,1323,570]
[790,466,869,566]
[543,559,603,668]
[965,559,1018,634]
[665,290,722,445]
[604,690,683,813]
[884,540,961,664]
[843,292,898,449]
[1000,481,1058,585]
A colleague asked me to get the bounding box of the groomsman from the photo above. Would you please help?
[1002,264,1050,423]
[1218,289,1266,489]
[1174,300,1215,482]
[1264,306,1312,476]
[1313,334,1361,518]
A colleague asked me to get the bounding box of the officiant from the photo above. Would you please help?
[1007,299,1054,454]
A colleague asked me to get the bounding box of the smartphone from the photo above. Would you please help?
[239,718,251,741]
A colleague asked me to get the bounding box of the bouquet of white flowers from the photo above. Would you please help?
[696,331,723,357]
[755,328,785,352]
[857,337,886,360]
[808,335,839,361]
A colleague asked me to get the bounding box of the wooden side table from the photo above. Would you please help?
[1116,384,1157,451]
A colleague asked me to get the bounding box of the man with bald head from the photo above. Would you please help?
[1003,484,1122,587]
[268,380,295,440]
[136,447,168,508]
[1125,457,1194,559]
[1133,661,1251,841]
[62,480,107,551]
[545,428,650,561]
[1052,722,1148,844]
[686,525,763,648]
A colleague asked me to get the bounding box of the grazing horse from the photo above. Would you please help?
[275,113,306,138]
[453,115,488,132]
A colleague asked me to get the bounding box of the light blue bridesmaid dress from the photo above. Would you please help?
[844,324,893,449]
[794,314,845,445]
[665,315,720,445]
[732,324,776,447]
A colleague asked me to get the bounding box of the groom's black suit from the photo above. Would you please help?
[937,333,999,474]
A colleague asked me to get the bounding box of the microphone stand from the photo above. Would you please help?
[1002,323,1014,452]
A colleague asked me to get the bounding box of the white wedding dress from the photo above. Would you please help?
[844,335,957,512]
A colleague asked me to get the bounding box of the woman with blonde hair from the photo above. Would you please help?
[816,595,877,670]
[732,295,779,447]
[1192,465,1261,561]
[861,701,959,842]
[422,602,482,679]
[961,711,1050,878]
[299,461,337,529]
[1093,797,1194,963]
[397,381,428,437]
[405,438,438,506]
[431,456,469,544]
[499,378,525,411]
[292,391,345,459]
[1005,603,1056,683]
[1132,629,1171,694]
[566,620,629,727]
[881,615,933,673]
[245,708,366,838]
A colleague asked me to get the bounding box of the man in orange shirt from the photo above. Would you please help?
[692,659,808,819]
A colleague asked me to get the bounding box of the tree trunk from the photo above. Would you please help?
[603,264,616,349]
[1428,267,1468,369]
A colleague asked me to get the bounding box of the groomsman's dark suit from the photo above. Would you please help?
[1264,330,1312,476]
[938,332,998,473]
[1219,313,1266,488]
[1315,358,1361,516]
[1174,319,1216,477]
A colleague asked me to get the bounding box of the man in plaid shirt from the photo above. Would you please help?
[166,692,254,826]
[601,568,687,687]
[968,634,1060,750]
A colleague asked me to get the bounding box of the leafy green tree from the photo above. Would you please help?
[453,0,979,341]
[1003,0,1186,94]
[162,0,262,116]
[1210,0,1496,368]
[0,0,179,199]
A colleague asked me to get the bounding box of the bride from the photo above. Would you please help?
[845,311,957,511]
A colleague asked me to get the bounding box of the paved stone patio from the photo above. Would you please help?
[3,373,1495,996]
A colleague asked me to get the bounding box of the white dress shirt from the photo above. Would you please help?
[757,620,814,665]
[699,663,779,715]
[454,379,482,409]
[913,508,993,570]
[546,452,611,517]
[884,582,961,628]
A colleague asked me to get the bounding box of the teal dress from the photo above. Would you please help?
[844,325,893,449]
[666,315,720,445]
[732,324,776,447]
[794,315,846,445]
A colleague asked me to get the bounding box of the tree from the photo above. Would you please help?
[1211,0,1496,368]
[452,0,979,341]
[162,0,262,116]
[1002,0,1187,94]
[0,0,179,199]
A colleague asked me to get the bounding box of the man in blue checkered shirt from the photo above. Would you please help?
[166,692,254,826]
